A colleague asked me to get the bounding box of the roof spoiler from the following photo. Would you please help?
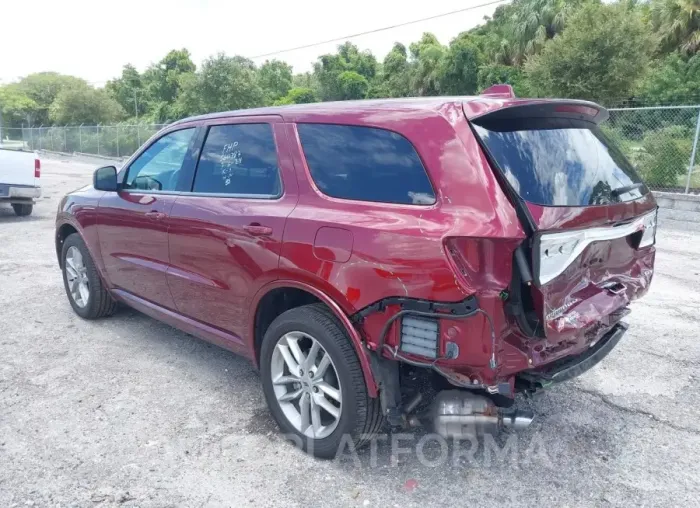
[470,100,609,125]
[480,84,516,99]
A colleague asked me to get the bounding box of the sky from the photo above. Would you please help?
[0,0,506,86]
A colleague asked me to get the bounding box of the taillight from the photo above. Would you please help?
[538,234,583,285]
[536,210,657,285]
[638,210,657,248]
[34,159,41,178]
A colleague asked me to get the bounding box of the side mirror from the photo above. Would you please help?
[93,166,118,192]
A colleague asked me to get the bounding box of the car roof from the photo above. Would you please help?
[171,96,545,124]
[171,90,605,126]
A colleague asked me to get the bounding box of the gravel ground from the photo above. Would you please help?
[1,155,699,507]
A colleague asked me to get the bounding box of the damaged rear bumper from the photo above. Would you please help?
[517,321,628,390]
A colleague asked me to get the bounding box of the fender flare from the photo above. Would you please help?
[248,280,378,398]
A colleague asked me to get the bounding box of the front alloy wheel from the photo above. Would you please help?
[65,246,90,308]
[60,233,117,319]
[271,331,342,439]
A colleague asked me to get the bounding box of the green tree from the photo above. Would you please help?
[382,43,411,97]
[476,0,583,66]
[525,2,655,102]
[337,71,369,100]
[292,72,318,89]
[143,49,196,105]
[409,33,446,96]
[273,87,317,105]
[313,42,378,101]
[258,60,293,103]
[49,83,126,125]
[0,85,38,128]
[637,52,700,104]
[105,64,147,118]
[509,0,585,61]
[16,72,86,125]
[651,0,700,54]
[174,54,264,117]
[440,32,482,95]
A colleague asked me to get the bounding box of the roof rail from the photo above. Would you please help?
[480,84,516,99]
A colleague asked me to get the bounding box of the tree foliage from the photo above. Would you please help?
[174,54,264,117]
[258,60,293,102]
[313,42,378,101]
[381,43,411,97]
[274,87,318,105]
[0,85,38,126]
[409,33,446,96]
[105,64,147,118]
[440,33,482,95]
[49,83,125,125]
[651,0,700,55]
[524,2,655,102]
[637,52,700,104]
[15,72,86,125]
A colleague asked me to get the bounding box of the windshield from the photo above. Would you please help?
[473,119,647,206]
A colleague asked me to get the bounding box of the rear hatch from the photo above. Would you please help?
[468,101,657,340]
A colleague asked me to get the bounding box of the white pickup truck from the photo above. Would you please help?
[0,148,41,216]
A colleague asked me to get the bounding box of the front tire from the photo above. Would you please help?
[61,233,117,319]
[12,203,33,216]
[260,303,384,458]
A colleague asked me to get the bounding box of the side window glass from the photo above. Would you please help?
[297,124,435,205]
[192,124,281,197]
[124,128,195,192]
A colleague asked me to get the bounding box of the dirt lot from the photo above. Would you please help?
[1,155,699,507]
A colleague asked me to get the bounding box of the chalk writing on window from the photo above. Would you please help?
[220,141,242,186]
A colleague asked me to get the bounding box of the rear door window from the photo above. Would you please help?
[297,124,435,205]
[473,119,647,206]
[192,124,281,197]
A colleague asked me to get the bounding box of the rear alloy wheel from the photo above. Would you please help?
[61,233,118,319]
[260,304,384,458]
[271,331,343,439]
[12,203,33,216]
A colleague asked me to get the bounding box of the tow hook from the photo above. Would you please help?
[406,390,534,437]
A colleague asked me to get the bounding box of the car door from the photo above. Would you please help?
[166,116,298,344]
[97,126,199,309]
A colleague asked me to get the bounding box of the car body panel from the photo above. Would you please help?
[97,191,177,309]
[167,118,298,347]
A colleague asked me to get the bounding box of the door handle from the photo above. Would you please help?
[244,224,273,236]
[145,211,166,220]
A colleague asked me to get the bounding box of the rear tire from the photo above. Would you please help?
[12,203,33,216]
[260,303,384,459]
[61,233,117,319]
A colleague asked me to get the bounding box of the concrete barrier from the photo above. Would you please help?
[654,191,700,213]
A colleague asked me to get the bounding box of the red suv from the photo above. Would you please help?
[55,87,657,457]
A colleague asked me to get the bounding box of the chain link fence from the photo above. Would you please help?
[1,124,167,159]
[2,105,700,193]
[604,105,700,194]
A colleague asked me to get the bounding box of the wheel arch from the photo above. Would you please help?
[249,280,378,397]
[55,219,109,289]
[56,221,80,268]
